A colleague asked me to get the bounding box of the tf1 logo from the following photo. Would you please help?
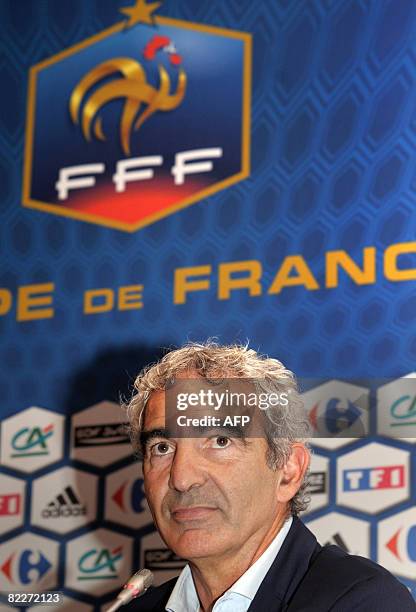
[343,465,405,491]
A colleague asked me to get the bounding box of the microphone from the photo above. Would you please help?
[106,569,154,612]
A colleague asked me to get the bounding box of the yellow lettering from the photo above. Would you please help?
[174,265,211,305]
[17,283,54,321]
[326,247,376,288]
[118,285,143,310]
[84,288,114,314]
[268,256,319,294]
[0,289,12,316]
[384,241,416,281]
[218,260,262,300]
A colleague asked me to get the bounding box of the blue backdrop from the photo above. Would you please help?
[1,0,415,609]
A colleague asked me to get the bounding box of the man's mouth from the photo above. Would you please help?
[170,506,217,521]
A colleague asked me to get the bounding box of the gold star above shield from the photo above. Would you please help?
[120,0,162,27]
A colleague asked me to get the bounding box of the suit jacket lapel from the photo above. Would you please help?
[247,517,322,612]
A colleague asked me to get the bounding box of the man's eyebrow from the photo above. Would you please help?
[140,428,171,448]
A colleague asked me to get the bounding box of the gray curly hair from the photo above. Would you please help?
[126,340,311,515]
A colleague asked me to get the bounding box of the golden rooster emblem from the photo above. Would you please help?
[69,35,186,156]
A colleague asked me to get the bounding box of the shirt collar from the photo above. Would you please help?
[166,516,293,611]
[166,564,199,612]
[226,515,293,600]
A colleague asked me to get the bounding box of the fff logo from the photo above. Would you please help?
[77,547,123,580]
[11,424,54,458]
[23,0,251,231]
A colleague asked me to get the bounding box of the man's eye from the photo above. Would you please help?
[212,436,231,449]
[150,441,173,456]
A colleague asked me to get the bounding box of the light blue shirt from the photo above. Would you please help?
[166,516,293,612]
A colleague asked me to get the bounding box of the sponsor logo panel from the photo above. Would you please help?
[306,512,370,557]
[0,534,59,593]
[140,531,185,587]
[336,442,410,513]
[74,423,130,448]
[31,467,98,534]
[302,453,330,515]
[378,508,416,580]
[0,474,26,535]
[105,463,153,529]
[302,381,369,449]
[70,402,132,466]
[65,528,132,595]
[0,407,64,473]
[377,375,416,441]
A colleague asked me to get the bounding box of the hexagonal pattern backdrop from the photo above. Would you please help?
[1,0,416,608]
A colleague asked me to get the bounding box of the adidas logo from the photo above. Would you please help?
[41,486,87,518]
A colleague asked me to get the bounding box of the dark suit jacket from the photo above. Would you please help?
[125,517,415,611]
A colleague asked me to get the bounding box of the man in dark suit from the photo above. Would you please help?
[124,342,415,611]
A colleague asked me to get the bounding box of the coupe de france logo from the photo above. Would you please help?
[23,0,251,231]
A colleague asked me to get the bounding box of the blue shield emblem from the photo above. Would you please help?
[24,3,251,231]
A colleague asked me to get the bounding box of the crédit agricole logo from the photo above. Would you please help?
[23,0,251,231]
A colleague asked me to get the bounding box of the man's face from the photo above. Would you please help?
[141,383,286,563]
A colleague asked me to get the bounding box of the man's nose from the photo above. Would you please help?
[168,441,206,492]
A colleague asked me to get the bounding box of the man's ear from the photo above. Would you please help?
[276,443,310,504]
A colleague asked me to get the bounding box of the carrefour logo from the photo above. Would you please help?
[112,478,146,514]
[386,525,416,563]
[23,0,251,231]
[378,508,416,579]
[11,424,54,458]
[309,398,363,436]
[77,547,123,580]
[1,550,51,585]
